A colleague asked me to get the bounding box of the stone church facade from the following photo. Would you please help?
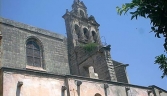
[0,0,166,96]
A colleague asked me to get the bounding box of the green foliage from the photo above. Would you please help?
[80,43,98,52]
[155,54,167,78]
[117,0,167,78]
[117,0,167,40]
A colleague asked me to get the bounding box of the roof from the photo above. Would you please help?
[0,17,66,41]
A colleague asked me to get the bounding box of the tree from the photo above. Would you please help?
[116,0,167,78]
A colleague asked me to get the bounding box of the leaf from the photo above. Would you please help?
[124,9,130,15]
[136,15,138,19]
[131,15,136,20]
[151,27,155,30]
[116,6,121,14]
[120,10,124,15]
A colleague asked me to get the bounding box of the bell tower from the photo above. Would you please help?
[63,0,117,82]
[63,0,101,47]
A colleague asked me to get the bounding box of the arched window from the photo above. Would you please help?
[83,28,89,40]
[95,93,101,96]
[92,31,97,42]
[26,38,43,68]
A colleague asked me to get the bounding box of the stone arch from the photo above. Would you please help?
[26,36,44,50]
[83,28,89,40]
[80,10,85,17]
[95,93,102,96]
[26,36,45,68]
[74,24,80,39]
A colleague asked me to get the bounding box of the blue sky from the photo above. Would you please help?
[1,0,167,90]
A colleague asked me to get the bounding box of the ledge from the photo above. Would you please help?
[0,17,66,41]
[149,85,167,93]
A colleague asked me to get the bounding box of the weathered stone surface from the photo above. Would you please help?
[0,71,2,96]
[0,37,2,68]
[0,17,64,40]
[68,78,105,96]
[1,68,167,96]
[129,87,149,96]
[0,17,70,75]
[3,72,66,96]
[152,86,167,96]
[113,60,129,83]
[78,49,112,80]
[108,85,127,96]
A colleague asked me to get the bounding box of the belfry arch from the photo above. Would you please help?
[83,28,89,40]
[74,24,80,39]
[92,31,97,42]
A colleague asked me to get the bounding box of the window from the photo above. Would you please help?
[26,38,43,68]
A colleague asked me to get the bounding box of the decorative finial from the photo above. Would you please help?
[74,0,80,3]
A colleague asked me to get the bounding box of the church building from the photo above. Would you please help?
[0,0,166,96]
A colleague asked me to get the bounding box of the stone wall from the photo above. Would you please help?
[0,70,2,96]
[73,46,117,81]
[78,51,111,80]
[68,78,155,96]
[152,86,167,96]
[3,71,66,96]
[0,35,2,68]
[113,60,129,83]
[68,78,105,96]
[0,17,70,75]
[70,46,113,81]
[1,68,167,96]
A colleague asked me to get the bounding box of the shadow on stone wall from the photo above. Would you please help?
[16,87,21,96]
[16,81,23,96]
[61,86,67,96]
